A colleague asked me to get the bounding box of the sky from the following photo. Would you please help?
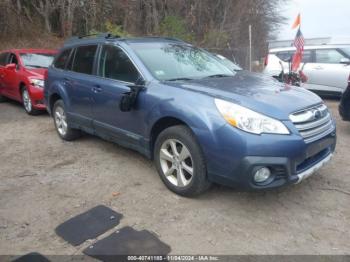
[277,0,350,40]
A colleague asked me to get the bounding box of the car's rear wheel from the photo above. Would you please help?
[22,88,40,115]
[0,94,7,102]
[154,125,211,197]
[53,99,81,141]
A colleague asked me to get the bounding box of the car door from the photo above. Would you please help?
[0,52,9,95]
[306,48,350,93]
[64,45,99,131]
[2,53,19,98]
[92,44,145,148]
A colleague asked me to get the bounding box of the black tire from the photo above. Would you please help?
[154,125,211,197]
[22,87,40,115]
[53,99,81,141]
[0,94,7,102]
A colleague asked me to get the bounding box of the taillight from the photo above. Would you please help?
[264,55,269,67]
[44,70,48,80]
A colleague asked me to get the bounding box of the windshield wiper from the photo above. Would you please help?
[205,74,232,78]
[165,77,194,82]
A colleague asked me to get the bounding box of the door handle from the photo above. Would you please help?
[92,85,103,93]
[63,78,73,85]
[313,66,323,70]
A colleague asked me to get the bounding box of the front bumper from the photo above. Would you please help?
[28,86,46,110]
[295,152,333,183]
[199,122,336,190]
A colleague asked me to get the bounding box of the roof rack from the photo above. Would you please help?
[64,33,121,46]
[142,36,186,43]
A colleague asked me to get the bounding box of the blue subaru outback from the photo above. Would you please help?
[45,35,336,196]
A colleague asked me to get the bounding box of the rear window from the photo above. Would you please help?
[275,50,312,63]
[275,51,294,62]
[72,45,97,75]
[54,49,72,69]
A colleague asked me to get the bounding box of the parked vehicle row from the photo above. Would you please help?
[0,36,343,196]
[0,49,56,114]
[264,45,350,96]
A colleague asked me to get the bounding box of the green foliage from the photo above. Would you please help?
[90,21,131,37]
[160,16,193,42]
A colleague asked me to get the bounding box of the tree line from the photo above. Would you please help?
[0,0,286,68]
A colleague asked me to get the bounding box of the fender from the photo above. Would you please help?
[46,79,71,114]
[143,84,227,158]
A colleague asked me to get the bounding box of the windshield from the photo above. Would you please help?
[341,47,350,57]
[20,53,55,69]
[215,54,242,71]
[130,43,235,81]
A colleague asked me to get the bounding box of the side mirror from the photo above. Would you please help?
[340,58,350,65]
[119,78,146,112]
[5,63,16,70]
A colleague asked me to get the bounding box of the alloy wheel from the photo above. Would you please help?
[54,106,68,136]
[22,89,32,112]
[159,139,194,187]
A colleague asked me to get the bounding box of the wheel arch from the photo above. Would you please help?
[19,81,26,97]
[49,93,62,114]
[150,117,188,154]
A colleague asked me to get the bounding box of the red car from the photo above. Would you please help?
[0,49,56,115]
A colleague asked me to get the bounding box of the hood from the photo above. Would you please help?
[24,68,47,79]
[165,71,322,120]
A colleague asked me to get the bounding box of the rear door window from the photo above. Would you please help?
[72,45,98,75]
[302,50,313,63]
[276,50,313,63]
[276,51,294,62]
[98,45,140,83]
[54,49,72,69]
[0,52,9,66]
[315,49,346,64]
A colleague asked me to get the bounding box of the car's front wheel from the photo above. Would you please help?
[53,99,81,141]
[22,88,40,115]
[154,125,211,197]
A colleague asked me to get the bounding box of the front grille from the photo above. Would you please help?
[290,104,334,143]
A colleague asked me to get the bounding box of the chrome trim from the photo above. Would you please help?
[294,113,331,131]
[295,153,333,184]
[290,103,334,144]
[300,121,333,139]
[290,104,328,123]
[303,127,334,144]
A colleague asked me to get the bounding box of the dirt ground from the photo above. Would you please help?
[0,99,349,256]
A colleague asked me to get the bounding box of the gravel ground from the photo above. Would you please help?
[0,99,349,256]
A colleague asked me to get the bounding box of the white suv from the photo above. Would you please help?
[263,45,350,95]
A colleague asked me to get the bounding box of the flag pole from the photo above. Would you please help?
[249,24,252,72]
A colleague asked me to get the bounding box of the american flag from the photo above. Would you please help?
[294,28,305,52]
[291,28,305,72]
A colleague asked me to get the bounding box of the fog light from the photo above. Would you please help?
[254,167,271,183]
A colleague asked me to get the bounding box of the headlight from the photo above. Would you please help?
[215,98,290,135]
[30,79,44,88]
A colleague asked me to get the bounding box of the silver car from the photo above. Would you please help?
[263,45,350,95]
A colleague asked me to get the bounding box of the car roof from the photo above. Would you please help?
[62,35,188,49]
[1,49,57,54]
[269,44,350,53]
